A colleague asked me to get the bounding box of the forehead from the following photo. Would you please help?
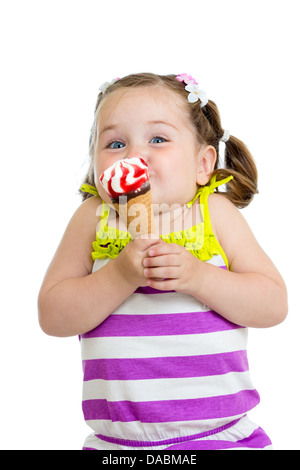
[97,85,190,126]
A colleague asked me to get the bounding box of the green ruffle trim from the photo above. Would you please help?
[92,223,227,266]
[92,226,132,260]
[161,224,226,263]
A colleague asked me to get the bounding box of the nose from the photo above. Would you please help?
[126,144,149,163]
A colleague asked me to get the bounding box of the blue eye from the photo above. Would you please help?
[150,136,166,144]
[108,141,125,149]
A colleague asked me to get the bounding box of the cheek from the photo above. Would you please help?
[95,180,105,198]
[153,151,179,173]
[93,159,107,199]
[94,154,111,185]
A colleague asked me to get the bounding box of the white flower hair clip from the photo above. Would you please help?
[98,78,120,95]
[175,73,208,107]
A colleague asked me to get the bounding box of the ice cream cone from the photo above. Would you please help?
[99,157,156,238]
[113,183,155,238]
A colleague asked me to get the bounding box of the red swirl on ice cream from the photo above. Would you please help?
[100,157,149,199]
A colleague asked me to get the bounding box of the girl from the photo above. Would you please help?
[38,73,287,450]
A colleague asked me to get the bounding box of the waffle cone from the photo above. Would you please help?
[113,189,155,238]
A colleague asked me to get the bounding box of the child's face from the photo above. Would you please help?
[94,85,210,208]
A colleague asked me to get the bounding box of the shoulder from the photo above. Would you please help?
[207,193,255,268]
[65,195,102,240]
[67,195,102,251]
[53,196,102,276]
[73,195,102,222]
[208,192,243,236]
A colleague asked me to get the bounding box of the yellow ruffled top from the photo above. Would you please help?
[81,175,233,269]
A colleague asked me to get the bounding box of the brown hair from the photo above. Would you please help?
[80,73,258,208]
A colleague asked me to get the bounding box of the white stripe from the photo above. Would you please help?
[93,258,225,316]
[112,291,211,315]
[92,257,225,316]
[83,371,255,402]
[84,413,246,444]
[83,414,270,450]
[205,253,226,267]
[92,258,110,272]
[81,328,248,360]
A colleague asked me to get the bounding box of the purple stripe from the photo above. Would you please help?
[82,350,249,381]
[82,310,240,338]
[134,285,175,294]
[165,427,272,450]
[82,389,260,423]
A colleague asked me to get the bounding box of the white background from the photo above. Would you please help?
[1,0,299,450]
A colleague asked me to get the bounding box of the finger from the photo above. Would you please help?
[148,242,181,257]
[146,277,177,291]
[144,266,179,280]
[143,254,180,268]
[134,236,163,252]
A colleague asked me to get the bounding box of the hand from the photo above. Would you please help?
[143,242,201,293]
[114,234,164,289]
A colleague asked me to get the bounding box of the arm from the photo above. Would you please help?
[38,197,160,337]
[144,195,288,328]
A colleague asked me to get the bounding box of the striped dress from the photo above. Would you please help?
[80,177,272,450]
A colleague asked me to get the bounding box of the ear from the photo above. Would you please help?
[196,145,217,186]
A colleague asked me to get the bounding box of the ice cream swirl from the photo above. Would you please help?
[100,157,149,199]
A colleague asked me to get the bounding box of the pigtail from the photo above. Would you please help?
[213,135,258,208]
[200,100,258,209]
